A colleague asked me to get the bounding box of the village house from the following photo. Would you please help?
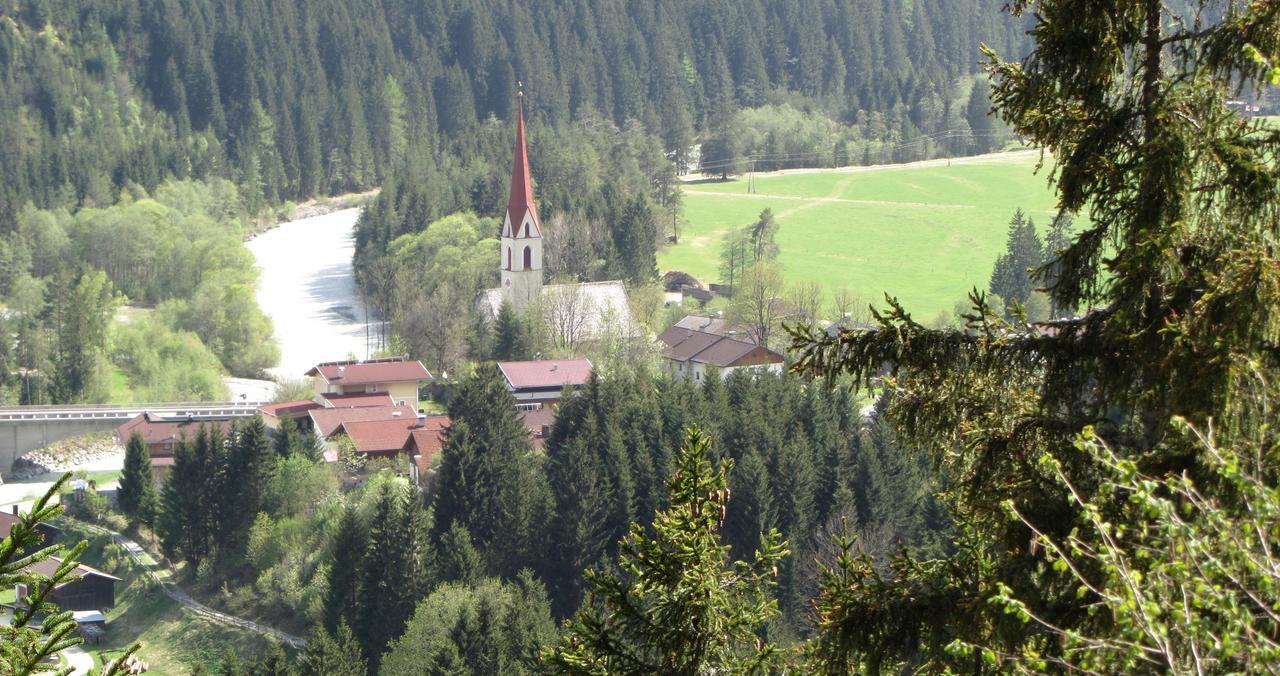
[17,556,120,611]
[304,357,432,407]
[115,413,238,473]
[657,321,785,382]
[497,358,593,406]
[0,508,61,551]
[258,391,397,433]
[405,416,450,488]
[308,404,419,443]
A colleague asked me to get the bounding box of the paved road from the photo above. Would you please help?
[248,208,376,381]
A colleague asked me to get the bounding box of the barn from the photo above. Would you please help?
[18,556,120,611]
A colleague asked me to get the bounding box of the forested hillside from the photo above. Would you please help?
[1,0,1029,222]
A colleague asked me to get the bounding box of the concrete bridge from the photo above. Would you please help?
[0,402,264,475]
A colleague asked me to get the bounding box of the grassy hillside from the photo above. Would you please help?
[55,521,276,673]
[660,151,1064,317]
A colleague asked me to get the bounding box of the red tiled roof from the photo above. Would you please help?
[497,359,593,390]
[258,400,322,418]
[25,555,121,583]
[319,391,395,409]
[406,417,450,473]
[338,419,417,454]
[310,405,418,438]
[116,413,236,447]
[305,358,431,386]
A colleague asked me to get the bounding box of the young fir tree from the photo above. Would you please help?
[117,431,157,526]
[299,623,367,676]
[544,427,789,674]
[987,208,1043,310]
[793,0,1280,670]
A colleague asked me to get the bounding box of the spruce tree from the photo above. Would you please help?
[299,623,367,676]
[794,0,1280,669]
[435,522,484,587]
[216,416,272,560]
[323,505,367,632]
[117,431,157,526]
[431,363,545,577]
[545,427,789,674]
[543,432,609,615]
[492,302,529,361]
[354,483,420,665]
[158,433,208,564]
[273,414,298,458]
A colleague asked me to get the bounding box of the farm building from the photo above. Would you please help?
[658,322,785,382]
[17,556,120,611]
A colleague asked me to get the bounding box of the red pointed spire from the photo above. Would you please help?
[506,88,540,237]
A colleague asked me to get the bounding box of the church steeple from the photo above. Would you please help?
[500,85,543,313]
[505,89,540,237]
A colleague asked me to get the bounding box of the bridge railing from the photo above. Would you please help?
[0,402,267,422]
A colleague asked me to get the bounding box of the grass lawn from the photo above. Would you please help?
[660,151,1065,317]
[79,469,123,486]
[108,365,136,404]
[56,521,276,673]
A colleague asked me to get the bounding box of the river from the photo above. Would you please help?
[247,207,376,382]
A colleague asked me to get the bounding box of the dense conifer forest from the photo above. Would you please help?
[0,0,1029,221]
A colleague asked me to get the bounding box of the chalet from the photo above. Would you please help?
[658,324,785,382]
[17,556,120,611]
[336,418,419,460]
[304,357,431,407]
[497,359,593,405]
[309,405,419,440]
[318,391,396,409]
[0,508,61,551]
[258,400,323,432]
[405,416,450,487]
[116,413,238,472]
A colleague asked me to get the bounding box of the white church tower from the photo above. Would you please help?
[500,91,543,314]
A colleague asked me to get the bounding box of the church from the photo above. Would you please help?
[476,97,634,347]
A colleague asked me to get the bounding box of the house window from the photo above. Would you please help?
[506,247,511,270]
[524,222,530,238]
[695,370,701,381]
[523,246,532,270]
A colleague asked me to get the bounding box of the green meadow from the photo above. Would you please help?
[660,151,1065,317]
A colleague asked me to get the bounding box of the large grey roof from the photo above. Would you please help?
[658,326,784,368]
[477,281,635,341]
